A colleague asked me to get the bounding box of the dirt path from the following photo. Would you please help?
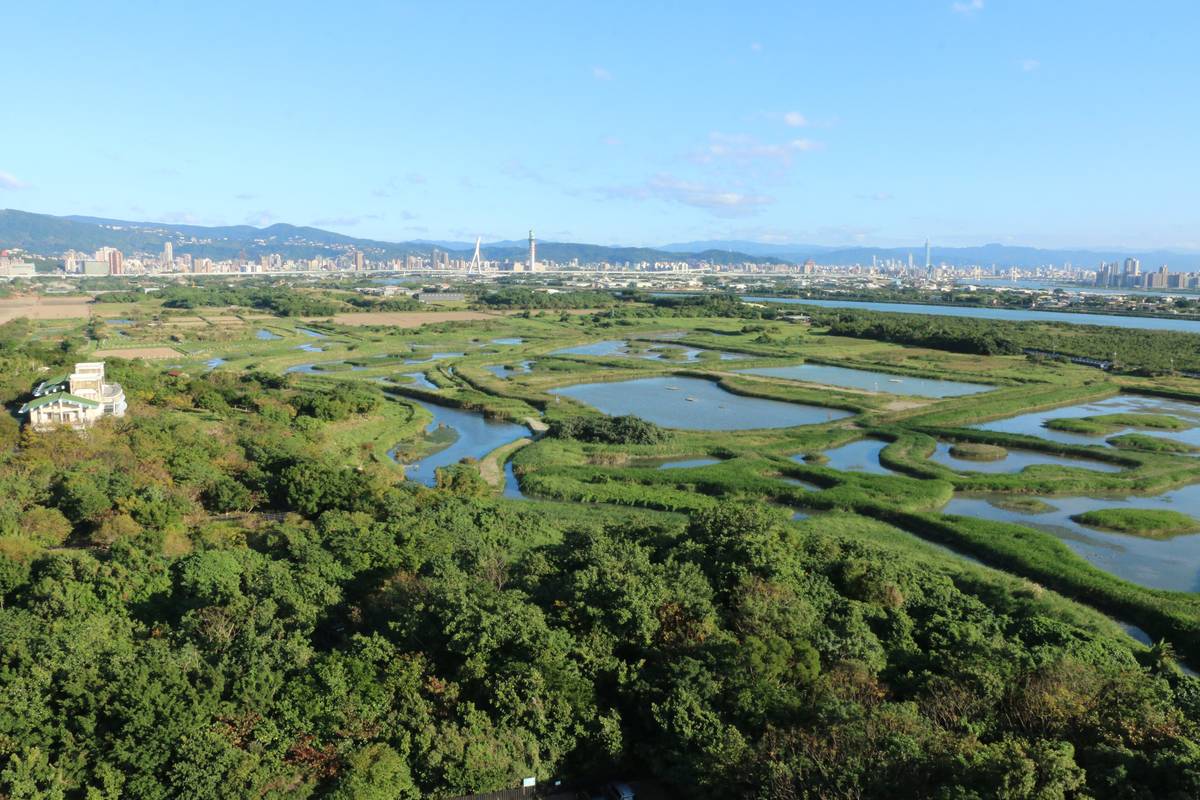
[478,438,532,487]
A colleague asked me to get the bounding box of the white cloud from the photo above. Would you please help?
[782,111,808,127]
[161,211,200,224]
[0,171,30,190]
[311,214,382,228]
[1020,58,1041,72]
[501,160,552,185]
[592,66,613,81]
[603,174,774,217]
[244,210,276,226]
[692,132,821,168]
[951,0,984,13]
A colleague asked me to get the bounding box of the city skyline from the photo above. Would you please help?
[3,2,1199,251]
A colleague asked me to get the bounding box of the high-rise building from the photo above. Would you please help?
[162,242,174,269]
[354,251,365,272]
[106,249,123,275]
[1147,264,1169,289]
[924,239,931,271]
[528,229,537,272]
[1123,257,1141,276]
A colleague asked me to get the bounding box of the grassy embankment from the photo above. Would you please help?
[1070,508,1200,538]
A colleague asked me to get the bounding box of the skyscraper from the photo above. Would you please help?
[106,249,123,275]
[924,239,931,270]
[528,229,537,272]
[354,251,365,272]
[163,242,174,269]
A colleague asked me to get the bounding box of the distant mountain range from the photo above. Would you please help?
[659,240,1200,270]
[2,210,1198,270]
[0,210,781,266]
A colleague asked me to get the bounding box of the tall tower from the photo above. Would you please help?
[924,239,931,271]
[528,229,537,272]
[468,237,483,273]
[163,241,174,269]
[354,251,365,272]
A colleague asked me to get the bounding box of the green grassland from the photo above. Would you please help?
[1071,508,1200,538]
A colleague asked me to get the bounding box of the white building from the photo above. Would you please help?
[20,362,127,430]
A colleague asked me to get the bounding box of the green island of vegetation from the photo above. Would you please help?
[1071,508,1200,538]
[1107,432,1200,453]
[1044,412,1191,435]
[1,280,1199,799]
[987,496,1058,514]
[948,441,1008,460]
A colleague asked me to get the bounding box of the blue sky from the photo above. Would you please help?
[3,1,1198,250]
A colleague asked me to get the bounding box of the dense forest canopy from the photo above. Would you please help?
[806,308,1200,374]
[93,285,346,317]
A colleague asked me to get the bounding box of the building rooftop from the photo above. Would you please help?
[19,392,102,414]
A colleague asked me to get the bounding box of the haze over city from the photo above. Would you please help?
[3,1,1199,251]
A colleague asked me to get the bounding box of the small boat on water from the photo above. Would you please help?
[685,397,698,402]
[888,378,903,383]
[665,386,681,391]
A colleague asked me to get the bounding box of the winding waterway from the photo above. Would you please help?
[389,400,530,487]
[740,296,1200,332]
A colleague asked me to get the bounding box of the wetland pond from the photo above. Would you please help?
[549,376,853,430]
[974,394,1200,450]
[485,360,534,379]
[403,351,464,364]
[389,400,530,487]
[943,482,1200,592]
[551,340,746,362]
[737,364,990,398]
[929,442,1124,473]
[657,458,722,469]
[798,438,896,475]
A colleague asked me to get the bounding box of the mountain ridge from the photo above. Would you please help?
[3,210,1199,269]
[0,210,781,266]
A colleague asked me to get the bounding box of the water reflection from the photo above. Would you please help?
[803,438,896,475]
[929,442,1123,473]
[551,339,745,362]
[975,394,1200,450]
[738,364,990,397]
[943,484,1200,591]
[658,458,722,469]
[485,360,534,379]
[549,376,853,430]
